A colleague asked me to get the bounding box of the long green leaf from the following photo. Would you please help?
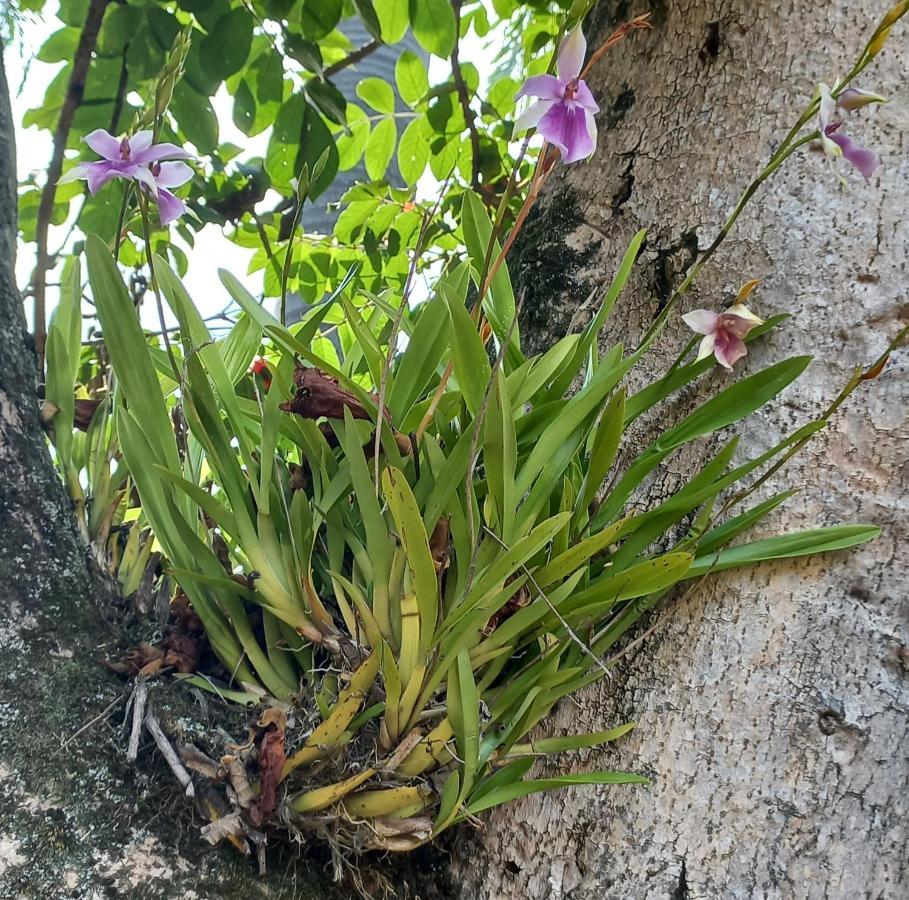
[466,770,648,814]
[547,229,645,399]
[686,525,880,577]
[461,192,522,370]
[383,466,439,658]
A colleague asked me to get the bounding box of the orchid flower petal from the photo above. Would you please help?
[827,131,880,180]
[694,333,716,363]
[155,188,186,226]
[84,129,123,161]
[153,160,193,189]
[129,131,154,155]
[713,331,747,370]
[134,165,160,197]
[836,88,886,110]
[681,309,719,334]
[132,142,194,165]
[584,109,598,158]
[57,164,89,185]
[516,74,564,102]
[557,25,586,82]
[818,83,837,133]
[572,80,600,112]
[538,103,594,163]
[513,98,557,134]
[84,162,126,195]
[718,313,759,339]
[724,304,763,325]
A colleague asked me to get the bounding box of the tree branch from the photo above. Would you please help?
[323,38,382,79]
[451,0,482,192]
[30,0,110,375]
[108,44,130,134]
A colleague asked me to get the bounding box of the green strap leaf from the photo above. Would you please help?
[383,466,439,658]
[687,525,880,577]
[467,770,648,814]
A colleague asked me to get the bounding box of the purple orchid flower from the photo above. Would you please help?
[59,129,193,224]
[682,303,764,371]
[818,83,885,181]
[146,160,194,225]
[514,26,599,164]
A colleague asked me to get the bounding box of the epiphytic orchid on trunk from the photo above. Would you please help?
[514,25,600,164]
[60,129,193,224]
[818,83,885,180]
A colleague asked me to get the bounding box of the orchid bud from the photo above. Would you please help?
[879,0,909,30]
[836,88,886,110]
[866,26,892,58]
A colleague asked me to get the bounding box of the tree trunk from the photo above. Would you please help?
[457,2,908,898]
[0,47,453,900]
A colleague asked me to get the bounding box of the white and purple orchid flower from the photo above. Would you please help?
[818,83,885,181]
[59,129,193,225]
[514,26,599,164]
[682,303,764,371]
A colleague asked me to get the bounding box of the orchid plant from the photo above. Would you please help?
[41,0,908,870]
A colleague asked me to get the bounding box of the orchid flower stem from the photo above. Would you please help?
[637,132,817,352]
[479,162,554,312]
[415,143,539,441]
[579,13,652,80]
[137,194,180,381]
[113,183,133,261]
[477,135,533,297]
[721,322,908,519]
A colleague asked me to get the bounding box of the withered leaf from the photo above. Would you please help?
[74,398,102,431]
[160,632,200,674]
[248,729,285,826]
[280,365,389,423]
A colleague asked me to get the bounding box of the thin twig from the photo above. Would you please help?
[413,145,544,442]
[483,526,612,680]
[144,707,195,797]
[323,38,382,79]
[372,175,454,491]
[579,13,652,80]
[58,691,125,751]
[451,0,482,192]
[31,0,111,373]
[126,679,148,762]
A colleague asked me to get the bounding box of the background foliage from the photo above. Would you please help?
[17,0,580,309]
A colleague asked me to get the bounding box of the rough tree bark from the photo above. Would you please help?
[456,2,908,898]
[0,46,454,900]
